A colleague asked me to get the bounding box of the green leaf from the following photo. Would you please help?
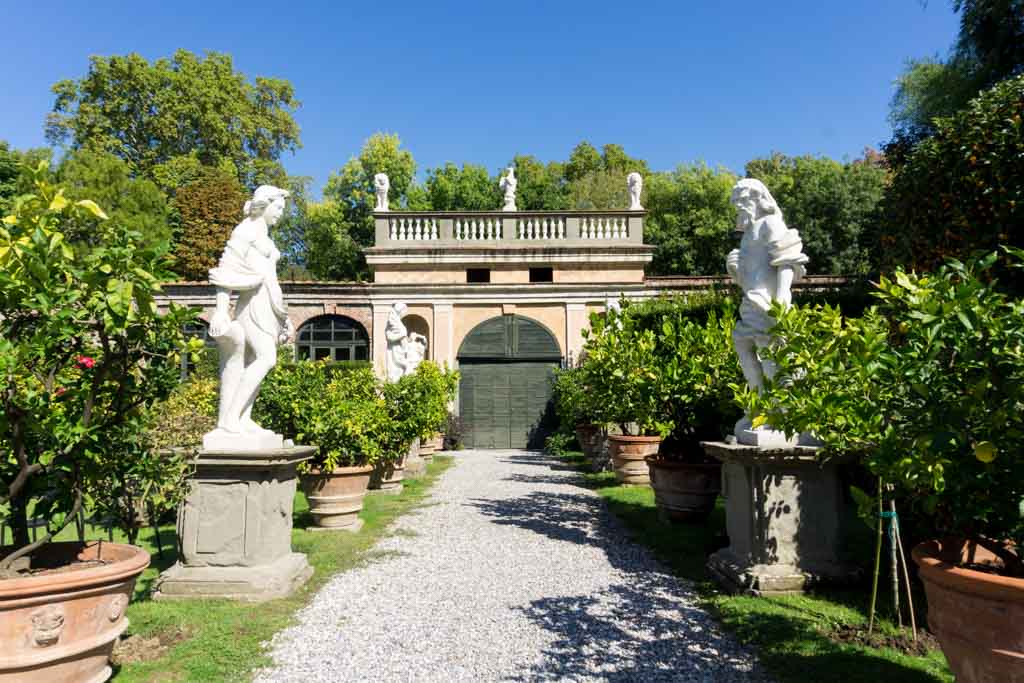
[75,199,109,220]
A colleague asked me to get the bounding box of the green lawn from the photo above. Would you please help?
[57,456,456,682]
[559,451,953,683]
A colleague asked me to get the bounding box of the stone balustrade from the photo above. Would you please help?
[374,210,645,247]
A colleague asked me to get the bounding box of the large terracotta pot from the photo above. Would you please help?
[369,454,407,495]
[645,458,721,522]
[913,540,1024,683]
[0,541,149,683]
[300,465,373,530]
[607,434,661,485]
[575,424,608,472]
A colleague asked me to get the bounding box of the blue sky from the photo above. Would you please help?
[4,1,960,196]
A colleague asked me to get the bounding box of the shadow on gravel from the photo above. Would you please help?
[502,472,586,486]
[510,573,767,682]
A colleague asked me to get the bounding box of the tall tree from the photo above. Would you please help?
[171,169,247,281]
[509,155,567,210]
[424,162,498,210]
[57,149,172,248]
[303,200,368,281]
[890,1,1024,140]
[0,142,52,212]
[323,133,417,246]
[745,152,886,275]
[644,163,739,276]
[45,50,301,188]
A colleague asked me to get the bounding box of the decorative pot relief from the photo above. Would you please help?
[108,594,129,622]
[30,604,65,647]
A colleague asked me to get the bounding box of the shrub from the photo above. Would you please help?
[747,251,1024,576]
[543,433,573,458]
[0,166,197,568]
[879,74,1024,278]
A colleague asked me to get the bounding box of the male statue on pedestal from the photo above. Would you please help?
[627,172,643,210]
[385,302,409,382]
[726,178,809,447]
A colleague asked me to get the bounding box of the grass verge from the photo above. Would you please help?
[100,455,455,682]
[558,451,952,683]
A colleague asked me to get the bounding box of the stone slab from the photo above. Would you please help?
[306,519,364,533]
[202,430,284,452]
[152,552,312,601]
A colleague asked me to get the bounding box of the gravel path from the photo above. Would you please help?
[254,450,769,682]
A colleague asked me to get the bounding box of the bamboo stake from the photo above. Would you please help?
[868,479,884,635]
[889,498,902,628]
[893,510,918,641]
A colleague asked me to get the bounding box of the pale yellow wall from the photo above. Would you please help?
[555,266,646,284]
[375,268,465,284]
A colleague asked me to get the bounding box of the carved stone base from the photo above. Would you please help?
[201,428,284,452]
[152,446,315,602]
[153,552,312,601]
[702,441,860,596]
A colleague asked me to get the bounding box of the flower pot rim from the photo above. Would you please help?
[303,464,375,476]
[913,539,1024,602]
[0,540,149,599]
[644,457,722,469]
[608,434,663,443]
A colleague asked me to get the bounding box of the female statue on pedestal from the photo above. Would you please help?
[385,302,409,383]
[203,185,294,451]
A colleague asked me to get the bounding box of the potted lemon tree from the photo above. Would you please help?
[748,252,1024,683]
[0,170,196,682]
[579,307,672,485]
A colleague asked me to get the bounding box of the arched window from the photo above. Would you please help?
[296,315,370,362]
[181,320,215,379]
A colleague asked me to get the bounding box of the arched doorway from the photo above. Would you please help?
[296,315,370,362]
[457,315,561,449]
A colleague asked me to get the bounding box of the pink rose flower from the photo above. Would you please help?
[76,355,95,370]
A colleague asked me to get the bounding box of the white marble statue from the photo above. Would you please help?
[404,333,427,375]
[374,173,390,212]
[385,302,409,382]
[627,172,643,210]
[499,166,517,212]
[605,296,623,328]
[727,178,809,447]
[204,185,295,451]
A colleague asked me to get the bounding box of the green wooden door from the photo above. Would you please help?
[458,316,561,449]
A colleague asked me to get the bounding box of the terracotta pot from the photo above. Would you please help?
[645,458,721,522]
[300,465,373,530]
[369,454,407,494]
[607,434,661,485]
[0,541,149,683]
[913,539,1024,683]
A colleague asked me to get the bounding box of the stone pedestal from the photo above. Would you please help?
[702,441,859,596]
[153,446,315,602]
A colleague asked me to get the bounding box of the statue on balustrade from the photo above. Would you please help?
[627,172,643,210]
[203,185,295,451]
[499,166,517,211]
[385,302,409,382]
[726,178,809,446]
[374,173,390,212]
